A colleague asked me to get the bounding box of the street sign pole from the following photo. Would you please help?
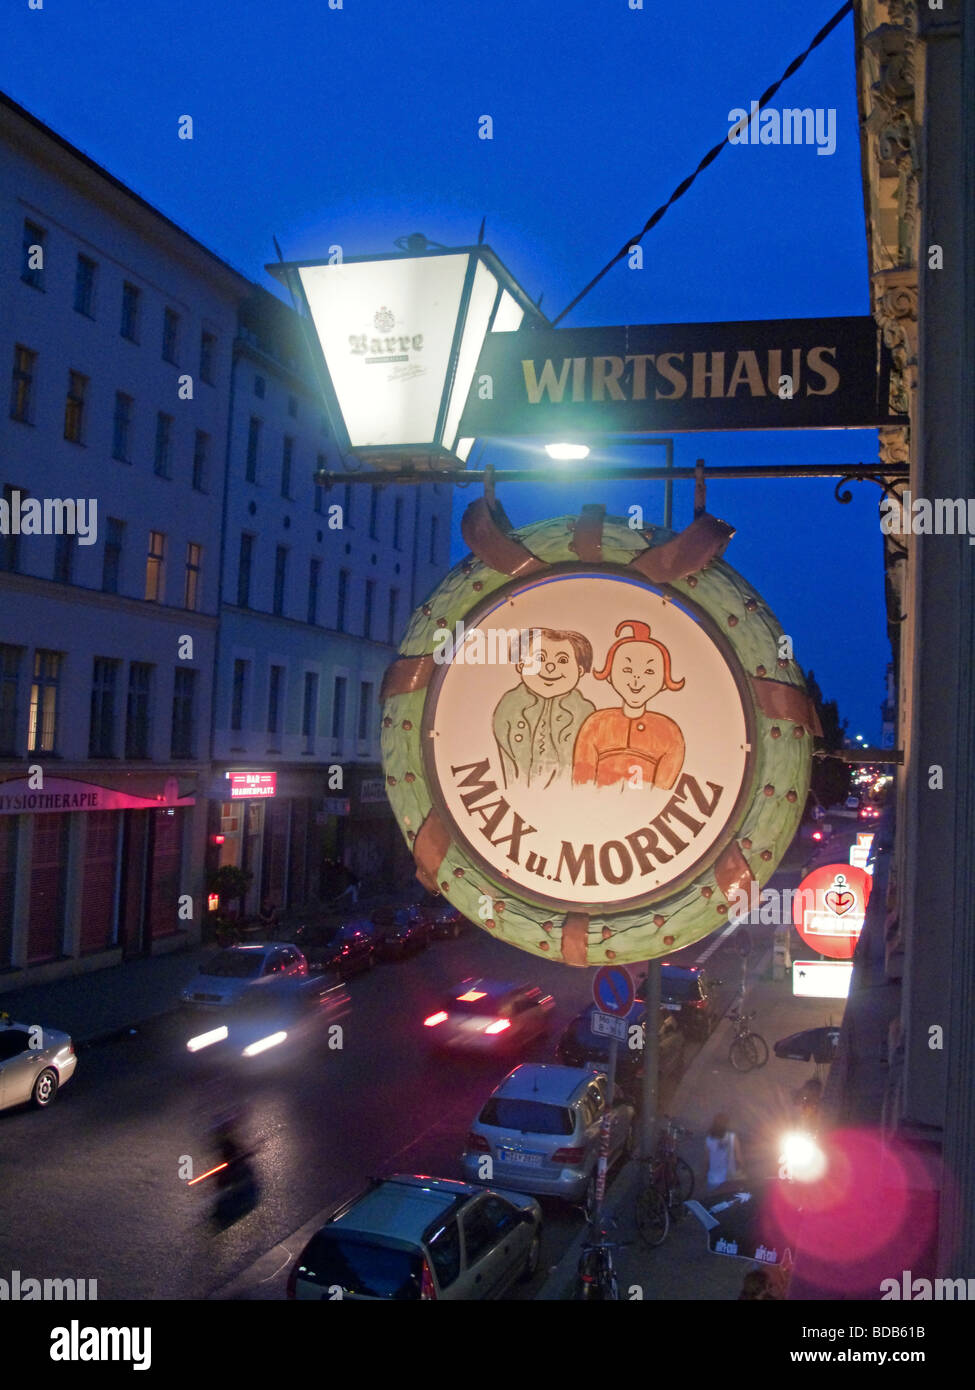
[640,960,661,1159]
[594,1036,618,1225]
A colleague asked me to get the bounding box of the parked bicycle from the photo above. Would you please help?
[634,1118,695,1247]
[575,1229,629,1300]
[728,1008,769,1072]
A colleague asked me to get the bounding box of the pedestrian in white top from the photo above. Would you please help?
[705,1112,744,1190]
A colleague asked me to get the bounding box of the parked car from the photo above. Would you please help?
[280,919,377,979]
[462,1063,634,1213]
[637,963,721,1041]
[184,972,351,1070]
[180,943,307,1009]
[287,1174,542,1300]
[423,979,554,1053]
[427,903,466,940]
[555,1004,686,1097]
[0,1019,77,1111]
[373,908,429,961]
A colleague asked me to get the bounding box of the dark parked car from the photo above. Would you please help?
[281,919,376,979]
[427,903,466,940]
[636,963,721,1041]
[373,907,429,961]
[555,1004,685,1099]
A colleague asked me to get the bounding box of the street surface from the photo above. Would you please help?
[0,919,746,1300]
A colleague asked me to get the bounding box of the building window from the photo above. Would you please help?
[336,568,349,632]
[145,530,166,602]
[388,587,400,645]
[102,517,124,594]
[267,664,284,738]
[21,220,45,289]
[112,392,133,462]
[53,532,76,585]
[171,668,197,758]
[237,533,254,608]
[343,483,353,525]
[28,650,61,754]
[331,676,347,742]
[10,345,36,424]
[254,374,265,398]
[231,659,248,732]
[64,370,87,443]
[1,485,25,572]
[192,430,209,492]
[89,658,119,758]
[393,496,404,550]
[125,663,152,758]
[281,435,294,498]
[121,282,140,341]
[302,672,319,753]
[0,645,24,755]
[314,482,324,514]
[246,417,261,482]
[200,331,216,385]
[273,545,288,616]
[74,254,97,317]
[184,542,202,611]
[305,558,321,625]
[364,579,375,639]
[429,513,439,564]
[162,307,180,364]
[154,412,173,478]
[369,487,380,540]
[287,394,298,418]
[357,681,373,743]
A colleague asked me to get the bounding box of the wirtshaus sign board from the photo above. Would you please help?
[460,317,901,435]
[380,502,821,966]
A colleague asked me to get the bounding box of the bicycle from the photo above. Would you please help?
[575,1231,629,1300]
[728,1008,769,1072]
[634,1118,695,1247]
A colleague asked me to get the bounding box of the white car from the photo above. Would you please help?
[180,943,307,1009]
[0,1019,77,1110]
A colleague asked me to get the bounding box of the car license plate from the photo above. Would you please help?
[661,1002,681,1011]
[500,1149,543,1167]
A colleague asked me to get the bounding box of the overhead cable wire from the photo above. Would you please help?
[551,1,855,326]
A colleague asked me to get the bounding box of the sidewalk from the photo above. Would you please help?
[0,943,212,1044]
[538,946,841,1300]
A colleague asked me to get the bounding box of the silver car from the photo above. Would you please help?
[287,1174,542,1300]
[462,1063,634,1213]
[0,1020,77,1111]
[180,942,307,1009]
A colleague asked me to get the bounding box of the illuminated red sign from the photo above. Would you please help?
[792,863,872,960]
[228,772,277,799]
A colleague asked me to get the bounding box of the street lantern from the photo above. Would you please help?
[267,234,545,470]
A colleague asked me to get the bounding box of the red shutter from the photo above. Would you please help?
[80,810,119,953]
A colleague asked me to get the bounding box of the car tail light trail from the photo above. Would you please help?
[484,1019,511,1035]
[551,1147,585,1164]
[420,1258,437,1300]
[424,1011,448,1027]
[466,1131,490,1152]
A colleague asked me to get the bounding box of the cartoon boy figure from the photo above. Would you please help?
[572,620,685,789]
[493,629,595,789]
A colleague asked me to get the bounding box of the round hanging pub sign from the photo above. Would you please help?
[380,503,820,966]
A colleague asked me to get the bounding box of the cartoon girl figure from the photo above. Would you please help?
[572,620,685,789]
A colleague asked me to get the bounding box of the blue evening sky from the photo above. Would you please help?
[2,0,886,739]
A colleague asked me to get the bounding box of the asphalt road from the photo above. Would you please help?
[0,922,750,1300]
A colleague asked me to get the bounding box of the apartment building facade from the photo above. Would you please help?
[0,92,453,986]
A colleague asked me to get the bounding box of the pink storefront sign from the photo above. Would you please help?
[0,775,195,815]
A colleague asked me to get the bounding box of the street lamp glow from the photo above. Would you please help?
[545,443,590,460]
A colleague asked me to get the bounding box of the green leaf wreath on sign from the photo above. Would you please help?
[380,502,818,967]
